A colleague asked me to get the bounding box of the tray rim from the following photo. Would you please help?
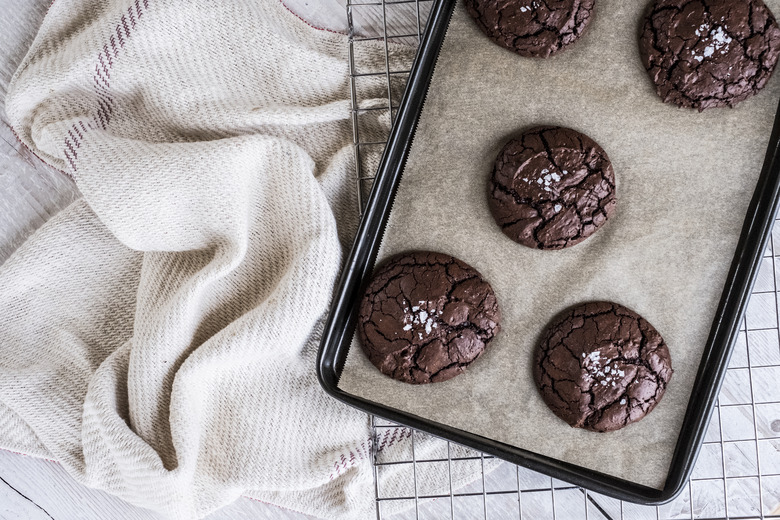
[316,0,780,505]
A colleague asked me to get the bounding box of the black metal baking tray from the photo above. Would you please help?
[316,0,780,505]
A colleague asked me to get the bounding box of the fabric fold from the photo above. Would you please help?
[1,0,415,517]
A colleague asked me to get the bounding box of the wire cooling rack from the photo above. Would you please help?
[345,1,780,518]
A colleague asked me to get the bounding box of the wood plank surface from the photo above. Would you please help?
[1,1,779,519]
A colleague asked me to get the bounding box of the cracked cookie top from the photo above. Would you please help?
[487,126,616,250]
[533,301,673,432]
[639,0,780,110]
[464,0,595,58]
[357,251,501,384]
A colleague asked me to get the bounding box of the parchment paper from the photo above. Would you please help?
[339,1,780,490]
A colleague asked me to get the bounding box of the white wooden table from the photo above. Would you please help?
[5,2,780,519]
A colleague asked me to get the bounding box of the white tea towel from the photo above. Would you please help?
[0,0,421,517]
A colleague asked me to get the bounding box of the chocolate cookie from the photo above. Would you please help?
[357,251,501,384]
[464,0,595,58]
[533,302,673,432]
[639,0,780,110]
[487,126,616,250]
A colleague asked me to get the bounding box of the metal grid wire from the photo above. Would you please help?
[345,1,780,518]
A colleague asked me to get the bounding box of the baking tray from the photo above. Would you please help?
[317,0,780,505]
